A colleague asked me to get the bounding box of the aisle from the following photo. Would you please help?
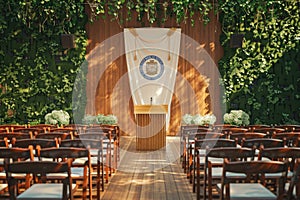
[101,136,196,200]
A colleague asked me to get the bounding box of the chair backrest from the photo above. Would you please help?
[11,138,59,149]
[230,132,266,144]
[0,132,33,140]
[35,132,73,140]
[245,124,270,132]
[37,147,91,161]
[272,132,300,147]
[223,159,288,182]
[0,146,34,161]
[78,132,109,141]
[13,128,42,136]
[206,147,255,161]
[194,138,236,149]
[60,138,103,149]
[194,132,225,140]
[255,127,285,137]
[6,161,72,199]
[258,147,300,171]
[241,138,285,149]
[275,125,300,132]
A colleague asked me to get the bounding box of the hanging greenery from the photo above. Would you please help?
[86,0,214,25]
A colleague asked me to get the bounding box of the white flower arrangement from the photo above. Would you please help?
[223,110,250,126]
[182,113,216,125]
[82,114,118,125]
[45,110,70,125]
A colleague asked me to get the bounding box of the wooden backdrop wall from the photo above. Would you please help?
[85,7,223,136]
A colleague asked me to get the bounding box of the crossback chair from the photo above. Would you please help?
[6,160,75,200]
[37,147,91,200]
[204,147,255,200]
[192,139,236,196]
[220,160,288,200]
[60,138,104,200]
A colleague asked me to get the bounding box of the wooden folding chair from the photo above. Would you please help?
[192,138,236,198]
[0,146,34,195]
[287,158,300,199]
[37,147,91,200]
[60,138,105,200]
[219,160,288,200]
[204,147,255,200]
[184,131,225,175]
[6,160,76,200]
[79,132,114,178]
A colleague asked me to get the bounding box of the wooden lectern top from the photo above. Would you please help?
[134,105,168,114]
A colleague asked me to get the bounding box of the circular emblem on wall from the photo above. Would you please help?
[139,55,164,80]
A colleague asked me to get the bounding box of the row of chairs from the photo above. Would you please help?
[180,125,300,200]
[182,126,300,175]
[0,144,101,200]
[0,125,120,199]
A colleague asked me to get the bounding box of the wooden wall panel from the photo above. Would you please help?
[85,6,223,136]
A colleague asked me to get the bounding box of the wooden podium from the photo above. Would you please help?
[134,105,168,151]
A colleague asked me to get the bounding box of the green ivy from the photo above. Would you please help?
[218,0,300,124]
[0,0,87,124]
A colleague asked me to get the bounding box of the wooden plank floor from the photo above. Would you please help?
[101,136,196,200]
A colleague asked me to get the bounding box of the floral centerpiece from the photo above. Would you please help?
[223,110,250,126]
[182,113,216,125]
[45,110,70,125]
[82,114,118,125]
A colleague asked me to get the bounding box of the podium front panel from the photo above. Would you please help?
[136,113,166,151]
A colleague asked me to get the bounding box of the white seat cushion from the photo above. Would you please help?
[17,183,77,200]
[0,183,7,191]
[216,183,277,200]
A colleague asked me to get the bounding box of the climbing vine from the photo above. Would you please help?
[0,0,299,125]
[218,0,300,124]
[0,0,87,124]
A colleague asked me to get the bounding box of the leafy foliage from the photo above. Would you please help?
[0,0,87,124]
[218,0,300,124]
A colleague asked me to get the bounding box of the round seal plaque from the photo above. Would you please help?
[139,55,164,80]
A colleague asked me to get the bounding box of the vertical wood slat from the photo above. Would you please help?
[136,113,166,151]
[85,5,224,136]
